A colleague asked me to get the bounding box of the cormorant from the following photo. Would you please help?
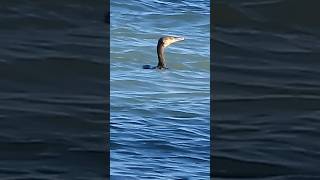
[143,36,184,69]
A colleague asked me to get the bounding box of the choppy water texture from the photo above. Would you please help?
[110,0,210,179]
[213,0,320,179]
[0,0,107,179]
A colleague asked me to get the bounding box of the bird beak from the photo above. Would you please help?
[173,36,184,42]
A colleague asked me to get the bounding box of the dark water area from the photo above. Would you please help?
[0,0,108,179]
[212,0,320,179]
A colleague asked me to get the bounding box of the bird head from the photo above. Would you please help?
[159,36,184,48]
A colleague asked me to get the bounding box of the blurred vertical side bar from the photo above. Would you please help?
[105,0,111,178]
[210,0,214,178]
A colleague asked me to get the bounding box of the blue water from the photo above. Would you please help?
[110,0,210,179]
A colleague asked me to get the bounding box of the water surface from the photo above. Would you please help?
[0,0,107,179]
[110,0,210,179]
[213,0,320,179]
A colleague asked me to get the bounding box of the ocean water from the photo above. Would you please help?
[2,0,318,179]
[0,0,107,179]
[213,0,320,179]
[110,0,210,179]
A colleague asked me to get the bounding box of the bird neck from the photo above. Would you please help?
[157,41,166,69]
